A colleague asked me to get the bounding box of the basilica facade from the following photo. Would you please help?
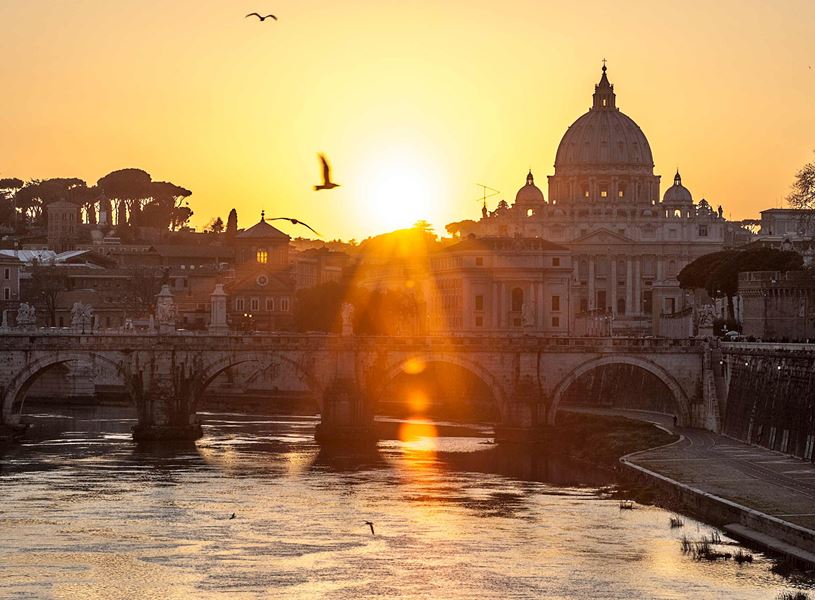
[465,65,743,335]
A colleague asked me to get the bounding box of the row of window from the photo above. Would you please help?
[234,297,290,312]
[472,315,561,328]
[473,257,561,267]
[473,294,562,312]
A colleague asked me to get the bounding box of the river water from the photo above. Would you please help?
[1,407,812,599]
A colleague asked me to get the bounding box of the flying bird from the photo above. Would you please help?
[246,12,277,21]
[229,513,236,519]
[314,154,340,191]
[364,521,375,535]
[266,217,321,237]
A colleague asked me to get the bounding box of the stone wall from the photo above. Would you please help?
[721,345,815,461]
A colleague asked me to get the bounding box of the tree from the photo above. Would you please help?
[788,153,815,210]
[206,217,224,233]
[445,219,477,237]
[12,178,87,228]
[0,178,23,228]
[26,262,69,326]
[97,168,152,226]
[123,267,167,317]
[226,208,238,239]
[679,248,804,319]
[787,153,815,237]
[140,181,193,230]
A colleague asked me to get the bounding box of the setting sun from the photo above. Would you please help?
[356,147,443,232]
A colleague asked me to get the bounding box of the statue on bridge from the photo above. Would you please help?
[341,302,354,336]
[16,302,36,329]
[155,284,178,334]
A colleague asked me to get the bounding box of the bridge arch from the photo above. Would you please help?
[547,354,691,426]
[374,353,510,420]
[195,352,322,412]
[1,352,130,424]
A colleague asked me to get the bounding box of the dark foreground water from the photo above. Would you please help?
[1,407,812,599]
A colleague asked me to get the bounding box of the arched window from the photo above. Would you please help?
[256,248,268,264]
[617,297,626,314]
[511,288,524,312]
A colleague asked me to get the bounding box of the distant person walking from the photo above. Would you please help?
[673,415,678,427]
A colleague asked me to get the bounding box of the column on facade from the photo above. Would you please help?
[625,257,633,315]
[492,281,499,330]
[656,257,664,282]
[610,258,617,315]
[498,282,504,329]
[537,282,545,330]
[633,256,642,315]
[461,279,471,330]
[588,257,596,310]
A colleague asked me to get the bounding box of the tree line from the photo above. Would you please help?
[0,168,193,233]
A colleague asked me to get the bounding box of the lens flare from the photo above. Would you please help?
[398,420,438,453]
[402,357,426,375]
[406,389,429,414]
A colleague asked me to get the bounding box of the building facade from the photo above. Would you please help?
[473,65,739,335]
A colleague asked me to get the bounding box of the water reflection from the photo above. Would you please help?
[0,404,812,599]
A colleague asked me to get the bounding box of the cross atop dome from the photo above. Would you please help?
[592,60,616,110]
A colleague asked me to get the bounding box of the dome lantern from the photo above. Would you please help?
[662,169,693,204]
[592,63,616,110]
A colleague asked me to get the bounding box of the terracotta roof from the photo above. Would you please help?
[236,219,290,241]
[150,245,234,258]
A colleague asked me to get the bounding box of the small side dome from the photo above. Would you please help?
[514,170,545,206]
[662,170,693,204]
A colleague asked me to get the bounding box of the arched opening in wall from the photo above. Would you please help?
[9,357,133,438]
[511,288,524,312]
[559,363,676,417]
[376,361,500,424]
[199,357,319,419]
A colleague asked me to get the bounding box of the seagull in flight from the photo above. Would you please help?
[229,513,236,520]
[364,521,375,535]
[266,217,321,237]
[314,154,340,191]
[246,12,277,21]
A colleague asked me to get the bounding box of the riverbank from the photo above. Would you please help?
[542,411,677,471]
[564,407,815,569]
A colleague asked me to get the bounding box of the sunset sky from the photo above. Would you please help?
[2,0,814,240]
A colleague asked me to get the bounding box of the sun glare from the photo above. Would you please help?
[359,148,441,232]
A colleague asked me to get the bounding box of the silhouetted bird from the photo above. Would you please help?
[246,12,277,21]
[229,513,236,519]
[267,217,321,237]
[364,520,375,535]
[314,154,340,190]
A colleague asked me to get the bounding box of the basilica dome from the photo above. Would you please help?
[662,171,693,204]
[554,66,654,175]
[514,170,545,206]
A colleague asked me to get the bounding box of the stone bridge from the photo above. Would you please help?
[0,333,717,442]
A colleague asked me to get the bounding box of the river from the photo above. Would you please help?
[0,406,812,599]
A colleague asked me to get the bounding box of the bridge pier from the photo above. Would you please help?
[315,377,376,444]
[130,354,204,442]
[494,375,547,444]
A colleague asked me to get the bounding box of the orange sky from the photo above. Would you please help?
[1,0,814,240]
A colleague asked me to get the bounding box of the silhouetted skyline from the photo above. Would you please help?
[1,0,814,239]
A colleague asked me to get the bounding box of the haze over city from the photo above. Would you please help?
[3,0,815,239]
